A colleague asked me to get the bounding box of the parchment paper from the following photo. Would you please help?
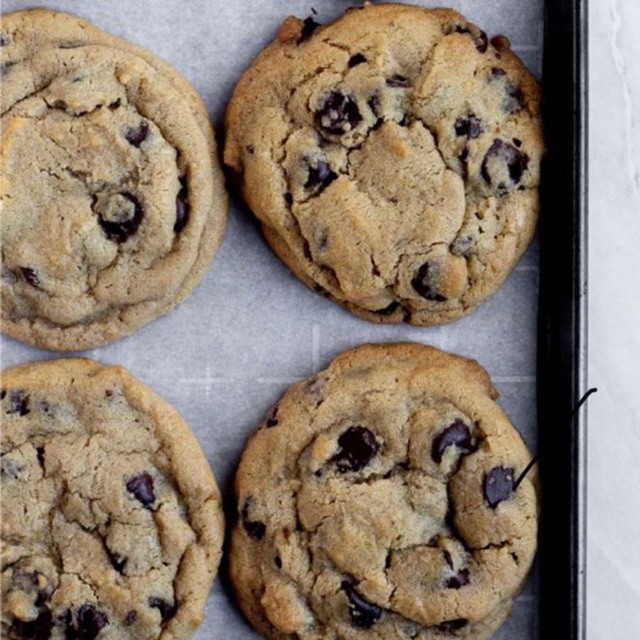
[0,1,543,638]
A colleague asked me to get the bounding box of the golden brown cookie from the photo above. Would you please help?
[225,3,542,325]
[1,9,228,350]
[231,343,538,640]
[1,358,225,640]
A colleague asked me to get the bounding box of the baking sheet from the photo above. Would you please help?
[0,0,544,638]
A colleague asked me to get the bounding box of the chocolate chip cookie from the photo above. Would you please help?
[231,343,538,640]
[1,358,225,639]
[1,9,228,350]
[224,3,543,325]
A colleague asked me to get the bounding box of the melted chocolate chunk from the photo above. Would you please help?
[431,420,475,463]
[298,17,320,43]
[149,597,176,623]
[411,262,446,301]
[445,568,470,589]
[453,25,488,52]
[386,74,409,88]
[305,158,337,193]
[241,500,266,540]
[316,90,362,135]
[481,139,529,187]
[504,82,525,113]
[125,121,149,147]
[71,604,109,640]
[98,192,143,242]
[6,390,30,416]
[454,115,483,139]
[483,466,515,508]
[438,619,469,632]
[348,53,367,67]
[342,582,383,628]
[126,472,155,508]
[331,426,381,473]
[174,179,189,233]
[12,610,53,640]
[20,267,41,289]
[374,301,400,316]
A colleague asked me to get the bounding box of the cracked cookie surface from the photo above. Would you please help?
[1,358,224,640]
[224,3,542,325]
[231,343,538,640]
[1,9,228,350]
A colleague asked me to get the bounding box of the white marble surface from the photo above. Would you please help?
[587,0,640,637]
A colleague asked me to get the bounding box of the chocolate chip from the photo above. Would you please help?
[298,17,320,43]
[331,426,381,473]
[316,90,362,135]
[445,568,470,589]
[483,466,514,508]
[481,139,529,187]
[305,158,337,193]
[432,420,475,463]
[98,192,143,242]
[284,192,293,207]
[454,116,483,139]
[241,500,266,540]
[246,145,255,155]
[174,179,189,233]
[124,611,137,625]
[266,405,279,428]
[73,604,109,640]
[149,597,176,623]
[368,94,380,117]
[20,268,41,289]
[491,67,507,77]
[374,301,400,316]
[411,262,446,301]
[125,121,149,147]
[453,25,488,52]
[1,456,24,479]
[348,53,367,67]
[386,74,409,88]
[443,550,454,568]
[11,610,53,640]
[6,390,30,416]
[504,82,525,113]
[34,589,48,608]
[274,556,282,569]
[1,390,5,399]
[36,447,45,471]
[438,619,469,632]
[342,582,383,628]
[513,138,522,148]
[126,472,155,508]
[105,547,127,573]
